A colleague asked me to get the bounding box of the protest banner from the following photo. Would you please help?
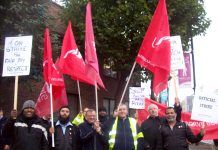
[2,35,33,109]
[2,36,33,76]
[170,36,185,71]
[178,53,192,88]
[129,87,146,109]
[191,87,218,123]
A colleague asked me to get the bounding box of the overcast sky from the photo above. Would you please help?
[194,0,218,88]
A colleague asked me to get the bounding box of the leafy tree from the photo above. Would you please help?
[62,0,210,82]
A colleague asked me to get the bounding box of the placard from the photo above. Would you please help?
[129,87,146,109]
[170,36,185,70]
[2,36,33,76]
[191,87,218,123]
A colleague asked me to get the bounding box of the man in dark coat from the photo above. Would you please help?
[50,106,81,150]
[79,109,106,150]
[3,100,48,150]
[0,109,7,150]
[160,107,205,150]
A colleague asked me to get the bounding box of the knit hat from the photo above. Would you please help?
[99,106,107,112]
[22,100,35,110]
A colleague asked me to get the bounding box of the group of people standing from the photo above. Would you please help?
[0,98,205,150]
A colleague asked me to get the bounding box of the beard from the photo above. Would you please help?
[58,116,70,125]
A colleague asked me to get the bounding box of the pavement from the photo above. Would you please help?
[190,143,218,150]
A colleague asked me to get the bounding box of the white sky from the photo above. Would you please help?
[194,0,218,87]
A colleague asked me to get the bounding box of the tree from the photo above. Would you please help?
[62,0,210,82]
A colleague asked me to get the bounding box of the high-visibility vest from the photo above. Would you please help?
[72,113,84,126]
[108,117,138,150]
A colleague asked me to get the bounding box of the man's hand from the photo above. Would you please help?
[174,97,180,106]
[200,128,205,136]
[4,144,10,150]
[49,127,55,134]
[10,109,17,119]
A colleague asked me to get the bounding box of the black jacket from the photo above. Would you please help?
[52,121,80,150]
[139,116,163,150]
[3,115,48,150]
[160,121,203,150]
[0,116,7,150]
[79,120,106,150]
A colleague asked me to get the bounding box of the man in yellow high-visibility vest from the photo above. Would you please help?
[104,104,144,150]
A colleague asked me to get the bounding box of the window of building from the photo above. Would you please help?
[103,98,115,116]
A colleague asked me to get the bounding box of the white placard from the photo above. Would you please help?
[170,36,185,70]
[2,36,33,76]
[191,87,218,123]
[129,87,146,109]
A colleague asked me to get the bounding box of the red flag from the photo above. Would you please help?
[36,60,68,117]
[85,2,105,89]
[35,82,68,117]
[43,29,63,86]
[43,28,54,84]
[58,21,86,78]
[138,98,218,140]
[136,0,171,96]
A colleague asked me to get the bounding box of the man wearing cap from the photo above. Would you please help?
[98,106,108,125]
[3,100,48,150]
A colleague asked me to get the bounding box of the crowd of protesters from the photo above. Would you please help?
[0,98,209,150]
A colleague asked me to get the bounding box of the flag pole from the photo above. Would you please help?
[171,71,178,98]
[13,76,19,110]
[95,81,99,120]
[77,80,83,112]
[49,84,55,147]
[118,61,136,108]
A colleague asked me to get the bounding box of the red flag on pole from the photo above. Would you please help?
[58,21,86,78]
[85,2,105,89]
[35,82,68,117]
[43,28,54,84]
[36,59,68,117]
[136,0,171,96]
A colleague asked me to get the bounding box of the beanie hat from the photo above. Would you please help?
[22,100,35,110]
[99,106,107,112]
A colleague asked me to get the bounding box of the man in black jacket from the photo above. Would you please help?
[79,109,106,150]
[50,106,80,150]
[3,100,48,150]
[139,98,182,150]
[160,107,205,150]
[0,109,7,150]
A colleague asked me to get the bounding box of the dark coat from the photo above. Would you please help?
[52,122,81,150]
[139,116,163,150]
[0,116,7,150]
[160,121,203,150]
[79,120,106,150]
[2,115,48,150]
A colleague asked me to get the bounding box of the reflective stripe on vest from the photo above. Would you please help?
[108,117,138,150]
